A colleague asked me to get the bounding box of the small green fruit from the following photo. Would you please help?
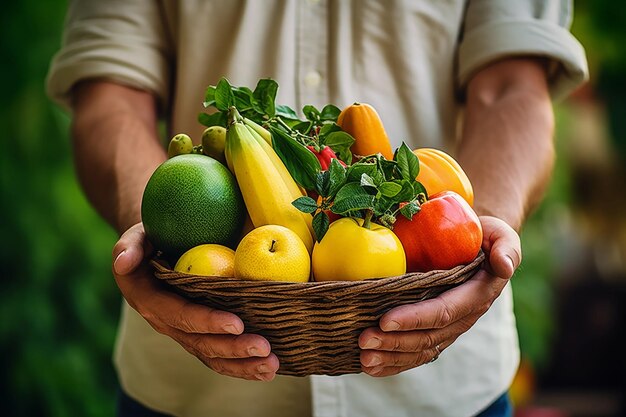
[167,133,193,158]
[202,126,227,163]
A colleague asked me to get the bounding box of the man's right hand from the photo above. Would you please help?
[112,223,279,381]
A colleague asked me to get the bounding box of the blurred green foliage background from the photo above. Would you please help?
[1,1,119,416]
[2,1,623,416]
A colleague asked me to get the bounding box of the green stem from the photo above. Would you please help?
[362,209,374,229]
[271,117,312,146]
[227,106,243,126]
[274,117,293,132]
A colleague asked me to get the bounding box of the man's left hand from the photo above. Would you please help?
[359,216,521,377]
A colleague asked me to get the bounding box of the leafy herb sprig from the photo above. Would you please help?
[199,77,355,165]
[292,143,427,242]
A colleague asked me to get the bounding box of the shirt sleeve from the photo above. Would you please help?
[46,0,172,111]
[457,0,589,101]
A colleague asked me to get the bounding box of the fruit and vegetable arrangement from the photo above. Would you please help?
[142,78,483,282]
[143,78,486,375]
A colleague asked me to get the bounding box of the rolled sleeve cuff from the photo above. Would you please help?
[46,39,170,112]
[458,20,589,101]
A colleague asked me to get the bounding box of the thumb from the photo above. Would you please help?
[479,216,522,280]
[113,223,150,276]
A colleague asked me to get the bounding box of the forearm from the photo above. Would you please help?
[70,81,167,234]
[457,58,555,231]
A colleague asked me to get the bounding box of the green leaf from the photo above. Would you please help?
[322,129,355,166]
[412,180,428,198]
[303,105,320,121]
[334,182,372,200]
[400,201,421,220]
[379,181,402,197]
[360,173,377,188]
[328,158,347,197]
[373,195,396,216]
[396,142,420,180]
[312,211,330,242]
[324,131,355,149]
[316,170,331,197]
[331,194,376,214]
[293,121,313,135]
[346,162,378,183]
[232,86,255,111]
[276,104,300,120]
[280,118,304,129]
[320,104,341,121]
[234,86,254,96]
[198,111,227,127]
[319,123,342,137]
[292,196,319,214]
[270,126,321,190]
[203,86,216,108]
[331,183,375,214]
[395,179,417,202]
[215,78,235,111]
[379,158,398,181]
[253,79,278,117]
[338,148,353,165]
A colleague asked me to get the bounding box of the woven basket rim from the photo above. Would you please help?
[151,251,485,296]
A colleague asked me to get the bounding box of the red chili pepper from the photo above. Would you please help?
[307,145,346,170]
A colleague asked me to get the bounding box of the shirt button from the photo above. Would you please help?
[304,71,322,88]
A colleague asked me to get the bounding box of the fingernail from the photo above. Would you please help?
[248,346,261,357]
[362,337,382,349]
[368,366,384,376]
[113,250,126,275]
[505,255,515,274]
[255,373,273,381]
[257,363,270,373]
[222,324,241,335]
[366,355,382,367]
[383,320,400,331]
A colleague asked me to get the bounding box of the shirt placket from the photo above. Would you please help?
[298,6,343,415]
[311,374,346,417]
[296,0,328,110]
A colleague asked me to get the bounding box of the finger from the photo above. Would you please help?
[202,353,280,381]
[172,331,271,360]
[359,319,471,352]
[479,216,522,279]
[114,264,244,335]
[379,269,506,331]
[360,344,444,369]
[158,299,245,335]
[113,223,150,276]
[362,364,422,378]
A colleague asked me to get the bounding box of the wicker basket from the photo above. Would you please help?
[151,252,484,377]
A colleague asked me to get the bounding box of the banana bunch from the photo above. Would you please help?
[225,107,314,252]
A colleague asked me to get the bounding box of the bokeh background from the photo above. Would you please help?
[1,1,624,416]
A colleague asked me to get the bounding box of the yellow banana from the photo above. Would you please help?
[244,123,314,236]
[224,138,235,173]
[243,123,303,198]
[226,108,314,252]
[244,121,309,196]
[243,118,272,146]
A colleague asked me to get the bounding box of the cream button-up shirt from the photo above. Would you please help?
[47,1,587,416]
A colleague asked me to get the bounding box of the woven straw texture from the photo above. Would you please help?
[151,252,484,377]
